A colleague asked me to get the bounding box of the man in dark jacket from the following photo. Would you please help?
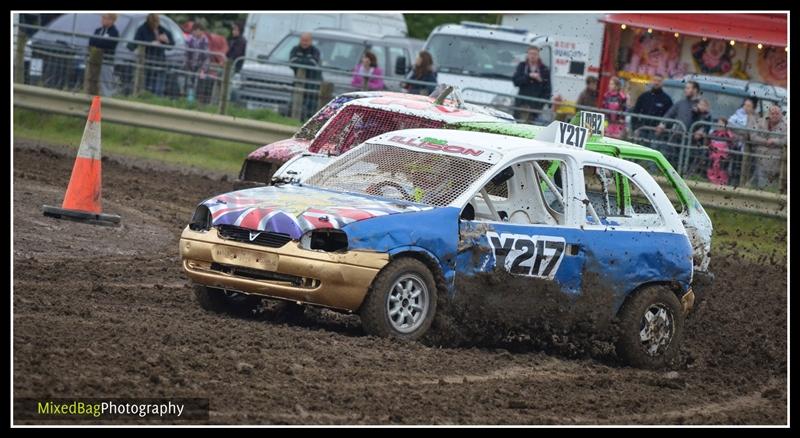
[88,14,120,97]
[289,32,323,120]
[226,21,247,73]
[128,14,175,96]
[512,46,551,123]
[631,74,673,131]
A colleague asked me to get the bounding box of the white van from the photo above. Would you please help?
[422,21,592,108]
[244,13,408,61]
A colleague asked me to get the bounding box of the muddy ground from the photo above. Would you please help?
[13,140,787,425]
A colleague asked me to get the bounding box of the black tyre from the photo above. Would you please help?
[194,284,261,317]
[359,258,437,341]
[615,285,684,369]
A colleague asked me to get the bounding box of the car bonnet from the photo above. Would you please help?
[202,184,431,239]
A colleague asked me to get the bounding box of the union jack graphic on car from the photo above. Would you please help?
[202,185,429,239]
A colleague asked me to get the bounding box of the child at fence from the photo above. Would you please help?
[706,117,735,186]
[601,77,629,138]
[184,23,211,105]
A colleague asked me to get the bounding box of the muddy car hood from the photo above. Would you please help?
[203,184,431,239]
[246,138,312,163]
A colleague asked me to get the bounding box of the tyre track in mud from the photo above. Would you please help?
[13,140,787,425]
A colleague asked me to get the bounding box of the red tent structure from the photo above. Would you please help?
[597,13,788,98]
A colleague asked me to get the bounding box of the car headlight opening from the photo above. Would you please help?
[299,229,348,252]
[189,205,212,231]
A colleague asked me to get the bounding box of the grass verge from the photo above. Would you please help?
[14,108,271,175]
[122,93,302,127]
[707,207,787,262]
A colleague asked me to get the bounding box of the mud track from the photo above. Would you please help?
[13,140,787,424]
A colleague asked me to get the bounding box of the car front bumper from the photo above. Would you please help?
[180,227,389,312]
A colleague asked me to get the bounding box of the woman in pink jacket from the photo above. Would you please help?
[351,50,385,91]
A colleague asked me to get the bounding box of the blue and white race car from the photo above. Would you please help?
[181,125,695,368]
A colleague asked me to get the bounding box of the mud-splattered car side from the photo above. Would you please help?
[181,125,694,368]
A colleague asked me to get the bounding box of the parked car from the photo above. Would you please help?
[23,13,187,95]
[181,126,696,368]
[238,88,515,184]
[244,13,408,62]
[235,29,423,113]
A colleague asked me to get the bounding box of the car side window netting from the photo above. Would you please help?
[308,106,446,155]
[295,95,358,140]
[306,143,493,207]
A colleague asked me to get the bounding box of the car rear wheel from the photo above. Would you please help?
[194,284,261,317]
[616,285,684,369]
[359,258,437,341]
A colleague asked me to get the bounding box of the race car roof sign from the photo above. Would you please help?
[579,111,605,137]
[535,121,589,149]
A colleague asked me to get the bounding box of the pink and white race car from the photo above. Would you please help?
[238,89,515,185]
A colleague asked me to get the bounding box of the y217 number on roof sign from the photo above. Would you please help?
[556,123,589,149]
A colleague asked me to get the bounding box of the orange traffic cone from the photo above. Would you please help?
[42,96,121,226]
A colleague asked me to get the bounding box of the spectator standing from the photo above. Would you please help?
[351,50,384,91]
[631,74,673,131]
[656,80,701,137]
[184,23,210,104]
[227,21,247,73]
[685,98,713,177]
[725,98,758,185]
[512,46,551,123]
[706,117,735,186]
[748,105,786,189]
[88,14,119,97]
[576,76,599,108]
[129,14,175,97]
[403,51,437,95]
[728,97,758,129]
[691,99,713,143]
[601,77,629,138]
[289,32,323,120]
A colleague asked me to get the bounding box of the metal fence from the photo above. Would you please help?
[14,22,787,194]
[458,90,787,193]
[15,23,230,109]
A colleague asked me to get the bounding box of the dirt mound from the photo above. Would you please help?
[13,140,787,424]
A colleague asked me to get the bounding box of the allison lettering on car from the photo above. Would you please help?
[388,135,484,156]
[486,231,566,279]
[579,111,605,136]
